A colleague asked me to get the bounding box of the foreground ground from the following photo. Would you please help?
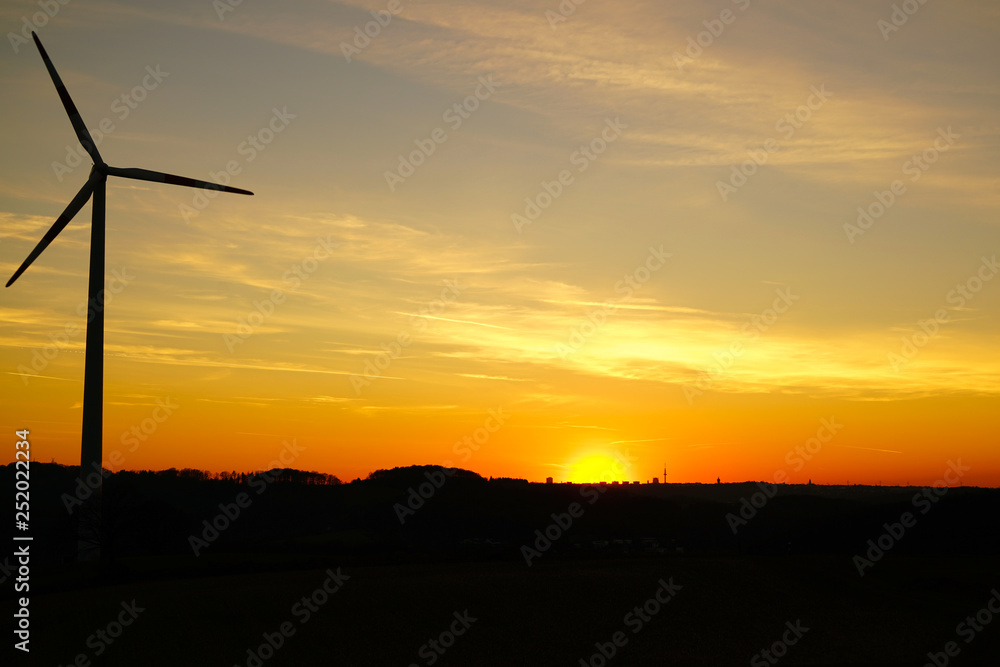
[12,553,1000,666]
[6,466,998,665]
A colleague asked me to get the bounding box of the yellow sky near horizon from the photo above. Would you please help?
[1,0,998,486]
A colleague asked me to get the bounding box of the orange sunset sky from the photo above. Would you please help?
[1,0,998,486]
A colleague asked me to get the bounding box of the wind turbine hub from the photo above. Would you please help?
[7,32,252,292]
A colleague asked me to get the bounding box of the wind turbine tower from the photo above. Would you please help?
[7,33,253,559]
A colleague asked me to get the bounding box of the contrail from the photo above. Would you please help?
[834,444,903,454]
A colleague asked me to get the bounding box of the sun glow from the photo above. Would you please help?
[566,453,632,484]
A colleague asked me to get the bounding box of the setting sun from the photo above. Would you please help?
[566,453,633,484]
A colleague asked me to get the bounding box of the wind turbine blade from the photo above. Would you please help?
[106,166,253,195]
[6,175,98,288]
[31,32,103,166]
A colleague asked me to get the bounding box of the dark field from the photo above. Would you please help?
[5,464,1000,665]
[17,555,1000,666]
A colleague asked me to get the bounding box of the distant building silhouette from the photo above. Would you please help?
[546,477,553,484]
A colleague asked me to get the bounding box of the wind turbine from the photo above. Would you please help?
[7,32,253,557]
